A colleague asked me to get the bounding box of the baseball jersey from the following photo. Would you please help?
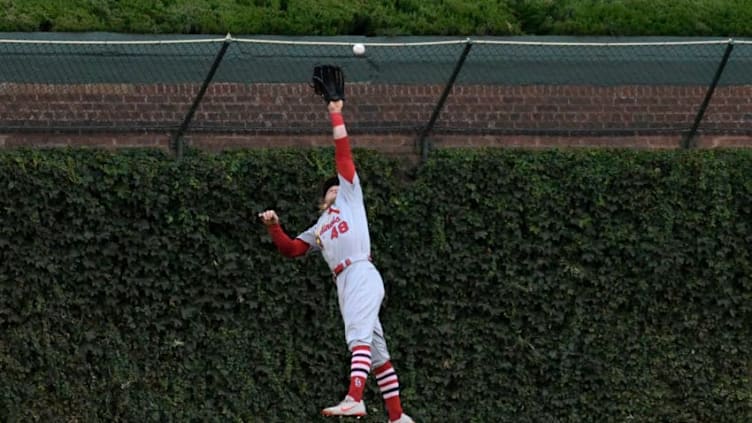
[297,171,371,271]
[296,111,371,271]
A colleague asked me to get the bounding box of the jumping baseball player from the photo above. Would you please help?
[258,70,414,423]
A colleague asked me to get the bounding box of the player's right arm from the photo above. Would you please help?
[258,210,309,258]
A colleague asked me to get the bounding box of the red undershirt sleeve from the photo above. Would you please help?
[331,112,355,183]
[266,224,309,258]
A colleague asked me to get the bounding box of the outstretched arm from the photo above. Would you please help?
[328,100,355,183]
[258,210,309,258]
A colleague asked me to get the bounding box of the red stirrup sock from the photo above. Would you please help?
[374,361,403,421]
[347,345,371,402]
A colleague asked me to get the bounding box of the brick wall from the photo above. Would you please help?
[1,83,750,158]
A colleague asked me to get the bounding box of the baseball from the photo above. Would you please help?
[352,43,366,56]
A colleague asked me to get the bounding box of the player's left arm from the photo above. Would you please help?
[328,100,361,203]
[328,100,355,182]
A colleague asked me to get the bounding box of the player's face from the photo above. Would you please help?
[324,185,339,206]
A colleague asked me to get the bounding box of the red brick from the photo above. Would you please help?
[1,82,752,155]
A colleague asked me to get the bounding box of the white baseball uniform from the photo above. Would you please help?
[264,108,409,421]
[296,115,391,366]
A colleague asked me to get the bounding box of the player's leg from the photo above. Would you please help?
[371,321,413,423]
[322,264,384,417]
[343,265,384,401]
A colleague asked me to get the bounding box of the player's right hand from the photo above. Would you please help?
[257,210,280,226]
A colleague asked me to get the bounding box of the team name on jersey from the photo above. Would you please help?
[319,216,341,236]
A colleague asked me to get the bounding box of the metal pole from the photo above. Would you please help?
[417,39,473,162]
[682,39,734,149]
[171,33,232,159]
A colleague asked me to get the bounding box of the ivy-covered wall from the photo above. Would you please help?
[1,148,750,422]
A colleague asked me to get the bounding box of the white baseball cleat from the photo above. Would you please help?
[321,395,367,418]
[390,414,415,423]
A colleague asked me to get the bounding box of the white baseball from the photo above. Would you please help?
[352,43,366,56]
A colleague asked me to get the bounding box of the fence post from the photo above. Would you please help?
[417,39,473,162]
[682,38,735,149]
[171,33,233,159]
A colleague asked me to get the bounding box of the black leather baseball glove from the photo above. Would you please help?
[312,64,345,102]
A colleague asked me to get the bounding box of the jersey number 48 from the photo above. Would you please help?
[330,221,349,239]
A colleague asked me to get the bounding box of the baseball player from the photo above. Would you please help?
[258,99,414,423]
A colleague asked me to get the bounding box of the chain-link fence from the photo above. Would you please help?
[0,34,750,157]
